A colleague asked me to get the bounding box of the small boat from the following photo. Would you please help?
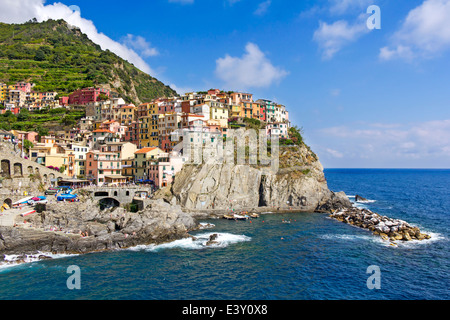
[250,213,260,218]
[57,194,77,201]
[233,214,248,221]
[223,215,235,220]
[12,197,33,206]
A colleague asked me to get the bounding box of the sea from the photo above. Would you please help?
[0,169,448,300]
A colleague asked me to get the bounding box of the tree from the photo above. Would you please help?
[17,108,30,121]
[23,139,34,153]
[36,124,49,137]
[288,126,304,146]
[34,48,47,61]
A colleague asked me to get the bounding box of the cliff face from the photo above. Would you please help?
[170,145,351,213]
[0,199,197,257]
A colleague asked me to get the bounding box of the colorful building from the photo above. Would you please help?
[133,147,165,182]
[86,150,122,185]
[68,87,110,105]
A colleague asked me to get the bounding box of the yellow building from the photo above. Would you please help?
[240,102,261,120]
[133,147,165,181]
[210,106,229,128]
[138,102,159,148]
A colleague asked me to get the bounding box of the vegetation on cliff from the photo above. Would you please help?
[0,19,177,104]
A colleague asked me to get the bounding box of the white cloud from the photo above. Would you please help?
[0,0,154,75]
[215,42,288,90]
[315,119,450,167]
[122,34,159,58]
[380,0,450,61]
[313,18,369,59]
[254,0,272,16]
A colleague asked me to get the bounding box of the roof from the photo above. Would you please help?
[135,147,158,154]
[93,129,113,133]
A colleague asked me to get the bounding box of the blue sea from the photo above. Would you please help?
[0,169,449,300]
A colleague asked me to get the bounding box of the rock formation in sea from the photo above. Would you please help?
[167,145,352,214]
[0,199,197,257]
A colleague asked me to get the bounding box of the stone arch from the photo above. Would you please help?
[98,197,120,210]
[1,160,11,177]
[43,174,48,183]
[27,166,34,175]
[13,163,23,177]
[35,167,40,175]
[3,198,12,207]
[49,173,55,181]
[94,191,109,197]
[126,191,130,196]
[114,191,118,197]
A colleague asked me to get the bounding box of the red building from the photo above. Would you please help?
[123,121,140,146]
[68,87,110,105]
[259,104,267,122]
[59,96,69,106]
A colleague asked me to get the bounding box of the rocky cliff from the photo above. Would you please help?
[0,199,197,259]
[169,145,351,213]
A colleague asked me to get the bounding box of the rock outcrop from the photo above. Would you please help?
[329,207,431,242]
[170,145,348,213]
[0,199,198,257]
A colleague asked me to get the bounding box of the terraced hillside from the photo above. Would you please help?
[0,19,177,104]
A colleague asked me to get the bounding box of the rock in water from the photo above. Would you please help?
[355,195,368,202]
[206,234,219,246]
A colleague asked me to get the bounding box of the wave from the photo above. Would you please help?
[356,200,377,204]
[128,232,251,252]
[0,252,78,271]
[321,229,445,249]
[320,234,386,245]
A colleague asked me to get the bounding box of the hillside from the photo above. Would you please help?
[0,19,177,104]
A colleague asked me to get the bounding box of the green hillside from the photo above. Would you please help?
[0,19,177,104]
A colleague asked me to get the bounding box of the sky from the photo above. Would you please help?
[1,0,450,168]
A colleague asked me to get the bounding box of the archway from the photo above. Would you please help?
[94,191,109,197]
[3,198,12,207]
[13,163,23,177]
[98,198,120,210]
[1,160,11,177]
[27,166,34,175]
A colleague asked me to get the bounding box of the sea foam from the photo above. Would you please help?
[128,232,251,252]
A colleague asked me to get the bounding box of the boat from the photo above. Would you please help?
[57,188,78,202]
[28,197,48,205]
[250,213,260,218]
[57,193,77,201]
[223,215,235,220]
[233,214,248,221]
[12,197,33,206]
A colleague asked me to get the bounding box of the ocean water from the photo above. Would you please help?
[0,169,448,300]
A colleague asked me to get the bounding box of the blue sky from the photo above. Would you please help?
[1,0,450,168]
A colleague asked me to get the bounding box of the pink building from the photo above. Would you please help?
[147,155,184,188]
[100,120,121,134]
[15,82,32,93]
[86,151,122,185]
[68,87,110,105]
[59,96,69,106]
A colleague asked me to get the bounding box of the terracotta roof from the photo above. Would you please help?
[93,129,113,133]
[135,147,158,154]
